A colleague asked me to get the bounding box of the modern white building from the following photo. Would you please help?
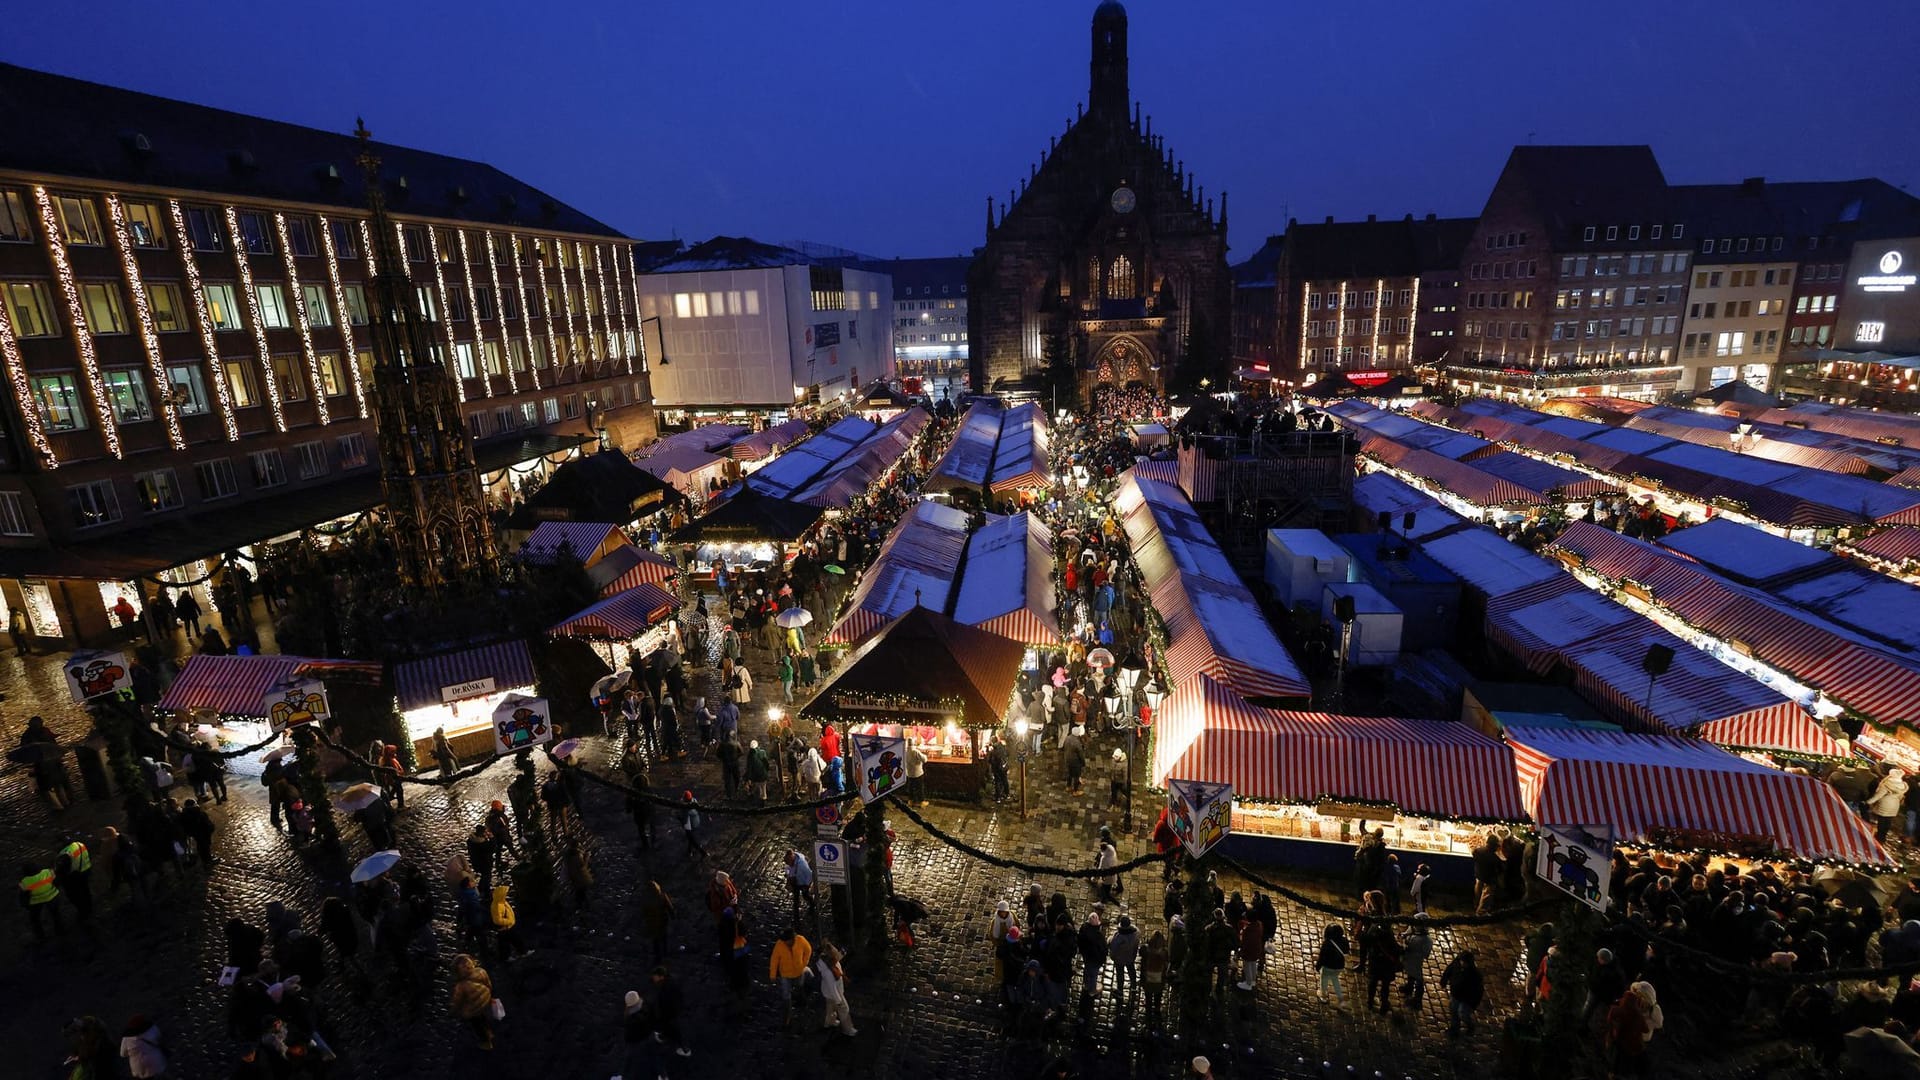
[636,238,893,414]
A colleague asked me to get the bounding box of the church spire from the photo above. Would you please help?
[1089,2,1128,120]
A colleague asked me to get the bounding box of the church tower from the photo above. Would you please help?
[354,121,498,589]
[1089,0,1129,120]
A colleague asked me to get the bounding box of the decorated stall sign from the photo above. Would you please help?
[1167,778,1233,859]
[64,649,132,702]
[491,693,554,756]
[1536,823,1614,912]
[265,680,331,734]
[849,731,908,804]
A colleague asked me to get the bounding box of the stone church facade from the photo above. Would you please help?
[967,2,1232,396]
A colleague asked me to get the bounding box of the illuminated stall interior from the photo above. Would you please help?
[394,640,540,762]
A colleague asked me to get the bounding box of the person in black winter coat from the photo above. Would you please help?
[1076,913,1109,1019]
[1441,950,1485,1036]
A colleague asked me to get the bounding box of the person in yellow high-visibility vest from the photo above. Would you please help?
[17,861,62,940]
[56,838,93,922]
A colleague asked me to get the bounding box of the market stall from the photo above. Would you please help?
[157,654,381,768]
[587,545,678,597]
[1506,725,1890,869]
[949,512,1060,646]
[1151,672,1528,879]
[803,605,1025,799]
[517,521,635,569]
[393,640,540,763]
[548,582,685,666]
[824,501,970,647]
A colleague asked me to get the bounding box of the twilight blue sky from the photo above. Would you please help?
[9,1,1919,260]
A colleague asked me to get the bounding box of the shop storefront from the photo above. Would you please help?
[394,640,541,764]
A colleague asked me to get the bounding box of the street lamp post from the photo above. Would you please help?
[1012,718,1030,820]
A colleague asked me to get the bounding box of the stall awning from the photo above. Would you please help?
[1563,633,1839,756]
[393,640,538,713]
[1506,725,1887,866]
[730,418,811,461]
[588,545,677,597]
[159,654,340,717]
[517,522,631,567]
[825,501,970,647]
[1849,527,1920,564]
[803,605,1024,729]
[673,488,824,542]
[1152,673,1527,821]
[549,582,683,641]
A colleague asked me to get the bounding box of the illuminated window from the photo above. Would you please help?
[77,282,128,334]
[236,212,273,255]
[222,359,258,408]
[318,352,348,396]
[543,396,559,423]
[203,284,243,330]
[499,287,518,320]
[1107,255,1135,299]
[0,190,30,241]
[55,195,104,245]
[508,340,527,372]
[143,282,186,332]
[455,342,477,379]
[167,363,209,415]
[482,341,503,375]
[66,479,121,527]
[256,285,292,329]
[341,285,370,325]
[30,373,86,430]
[1088,256,1101,294]
[414,285,439,321]
[691,292,708,318]
[134,468,183,512]
[673,293,692,319]
[104,369,151,422]
[727,290,742,315]
[521,401,539,426]
[197,458,239,499]
[121,201,166,248]
[3,281,59,337]
[744,290,760,315]
[270,354,307,401]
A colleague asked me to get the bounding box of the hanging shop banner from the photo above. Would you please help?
[265,679,331,734]
[1167,778,1233,859]
[811,321,842,350]
[1536,823,1614,912]
[849,731,908,804]
[491,693,554,756]
[64,649,132,702]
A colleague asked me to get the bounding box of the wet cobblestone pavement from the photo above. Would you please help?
[0,602,1824,1079]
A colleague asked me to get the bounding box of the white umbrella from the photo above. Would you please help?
[260,746,297,764]
[351,849,403,883]
[610,667,633,689]
[550,738,583,761]
[1087,647,1115,670]
[335,783,382,812]
[775,607,814,629]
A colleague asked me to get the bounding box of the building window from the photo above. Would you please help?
[1583,227,1596,242]
[403,227,429,262]
[294,440,328,479]
[415,286,439,321]
[0,189,31,242]
[495,405,515,432]
[744,289,760,315]
[447,288,469,322]
[2,281,59,337]
[122,201,166,248]
[104,369,151,422]
[316,352,346,397]
[271,354,307,401]
[254,285,291,329]
[67,480,121,527]
[467,411,490,439]
[508,341,527,372]
[482,341,503,375]
[147,282,187,332]
[185,207,224,251]
[455,342,477,379]
[521,401,539,426]
[0,491,30,535]
[203,284,243,330]
[329,219,358,259]
[54,195,105,245]
[222,359,258,408]
[543,397,559,423]
[474,286,497,321]
[134,468,183,512]
[301,285,333,327]
[167,363,209,415]
[341,284,370,325]
[237,212,274,255]
[284,216,318,257]
[336,433,368,469]
[31,373,86,431]
[563,393,580,419]
[195,458,238,500]
[499,287,519,320]
[250,448,287,488]
[1106,255,1135,299]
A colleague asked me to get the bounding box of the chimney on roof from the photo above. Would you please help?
[1366,213,1377,223]
[1404,213,1414,222]
[1324,215,1333,225]
[1741,176,1765,194]
[121,132,153,156]
[449,185,469,205]
[315,163,342,185]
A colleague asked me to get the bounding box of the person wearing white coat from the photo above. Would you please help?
[120,1016,168,1078]
[799,747,826,798]
[1868,768,1909,842]
[815,942,857,1035]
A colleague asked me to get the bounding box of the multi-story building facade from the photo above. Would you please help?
[1776,233,1920,407]
[0,63,656,645]
[878,256,969,377]
[1269,213,1473,382]
[1670,181,1800,392]
[1229,235,1281,382]
[636,237,894,417]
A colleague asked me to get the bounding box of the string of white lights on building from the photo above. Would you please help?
[274,212,331,426]
[484,231,518,394]
[166,200,240,442]
[0,275,55,468]
[509,235,541,391]
[106,194,186,449]
[34,186,122,456]
[454,228,492,398]
[425,226,465,402]
[223,206,288,433]
[317,214,370,419]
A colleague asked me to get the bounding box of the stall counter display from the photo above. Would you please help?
[848,721,986,797]
[1229,801,1492,858]
[406,686,533,764]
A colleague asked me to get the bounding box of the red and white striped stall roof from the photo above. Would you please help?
[950,512,1059,645]
[549,582,683,641]
[1152,673,1526,821]
[1505,725,1888,865]
[160,654,329,717]
[1564,633,1839,756]
[393,640,538,713]
[1486,588,1641,672]
[729,418,811,461]
[1850,526,1920,563]
[824,501,971,647]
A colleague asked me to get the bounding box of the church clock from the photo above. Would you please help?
[1110,186,1136,214]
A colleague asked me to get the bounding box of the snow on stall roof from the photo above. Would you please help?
[1777,573,1920,653]
[1350,472,1467,541]
[950,512,1056,636]
[741,415,878,499]
[1658,518,1834,586]
[928,403,999,490]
